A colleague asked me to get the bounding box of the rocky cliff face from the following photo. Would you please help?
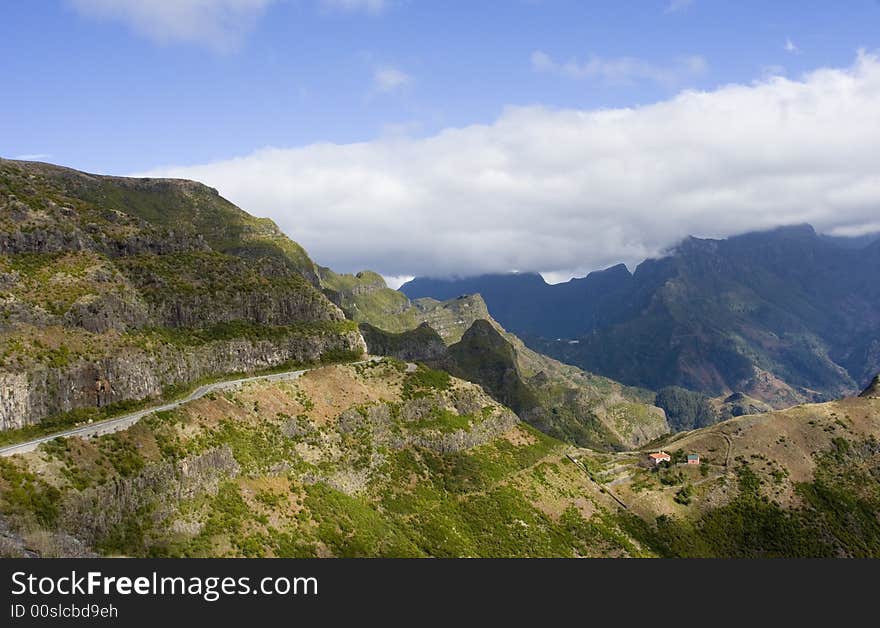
[60,446,240,548]
[0,328,365,431]
[0,159,364,432]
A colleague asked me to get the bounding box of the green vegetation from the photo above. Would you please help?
[318,268,420,333]
[655,386,717,432]
[629,453,880,558]
[136,320,357,348]
[0,360,650,558]
[674,484,693,505]
[0,458,60,527]
[402,365,451,399]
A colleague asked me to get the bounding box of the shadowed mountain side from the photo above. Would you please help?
[359,322,448,364]
[401,225,880,407]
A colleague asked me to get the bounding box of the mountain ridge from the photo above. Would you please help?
[0,159,365,434]
[401,224,880,406]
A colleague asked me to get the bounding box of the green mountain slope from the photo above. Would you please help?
[318,267,488,342]
[0,360,649,558]
[314,269,668,450]
[361,318,668,450]
[3,359,878,558]
[0,159,364,436]
[580,392,880,557]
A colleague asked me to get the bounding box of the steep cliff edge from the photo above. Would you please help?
[0,159,364,432]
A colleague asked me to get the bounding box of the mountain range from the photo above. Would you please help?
[401,225,880,407]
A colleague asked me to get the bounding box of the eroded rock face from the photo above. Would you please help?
[0,329,366,430]
[0,372,29,432]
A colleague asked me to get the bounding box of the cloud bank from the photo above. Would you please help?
[139,52,880,280]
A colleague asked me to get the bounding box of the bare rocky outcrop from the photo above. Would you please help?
[62,292,152,333]
[0,372,30,432]
[391,410,519,454]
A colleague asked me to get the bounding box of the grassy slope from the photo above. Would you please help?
[6,160,316,280]
[0,360,646,558]
[360,314,668,451]
[577,395,880,557]
[3,360,877,558]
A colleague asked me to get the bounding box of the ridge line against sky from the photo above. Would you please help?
[3,2,880,283]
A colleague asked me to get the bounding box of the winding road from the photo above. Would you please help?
[0,358,381,458]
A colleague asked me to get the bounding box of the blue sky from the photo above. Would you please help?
[3,1,880,281]
[4,0,877,174]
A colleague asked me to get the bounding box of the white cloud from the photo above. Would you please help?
[12,153,52,161]
[531,50,707,86]
[68,0,277,51]
[373,66,411,92]
[382,274,415,289]
[320,0,388,14]
[665,0,694,13]
[785,38,801,54]
[138,52,880,280]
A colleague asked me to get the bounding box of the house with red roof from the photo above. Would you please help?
[648,451,671,465]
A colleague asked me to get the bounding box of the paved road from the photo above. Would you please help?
[0,358,382,458]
